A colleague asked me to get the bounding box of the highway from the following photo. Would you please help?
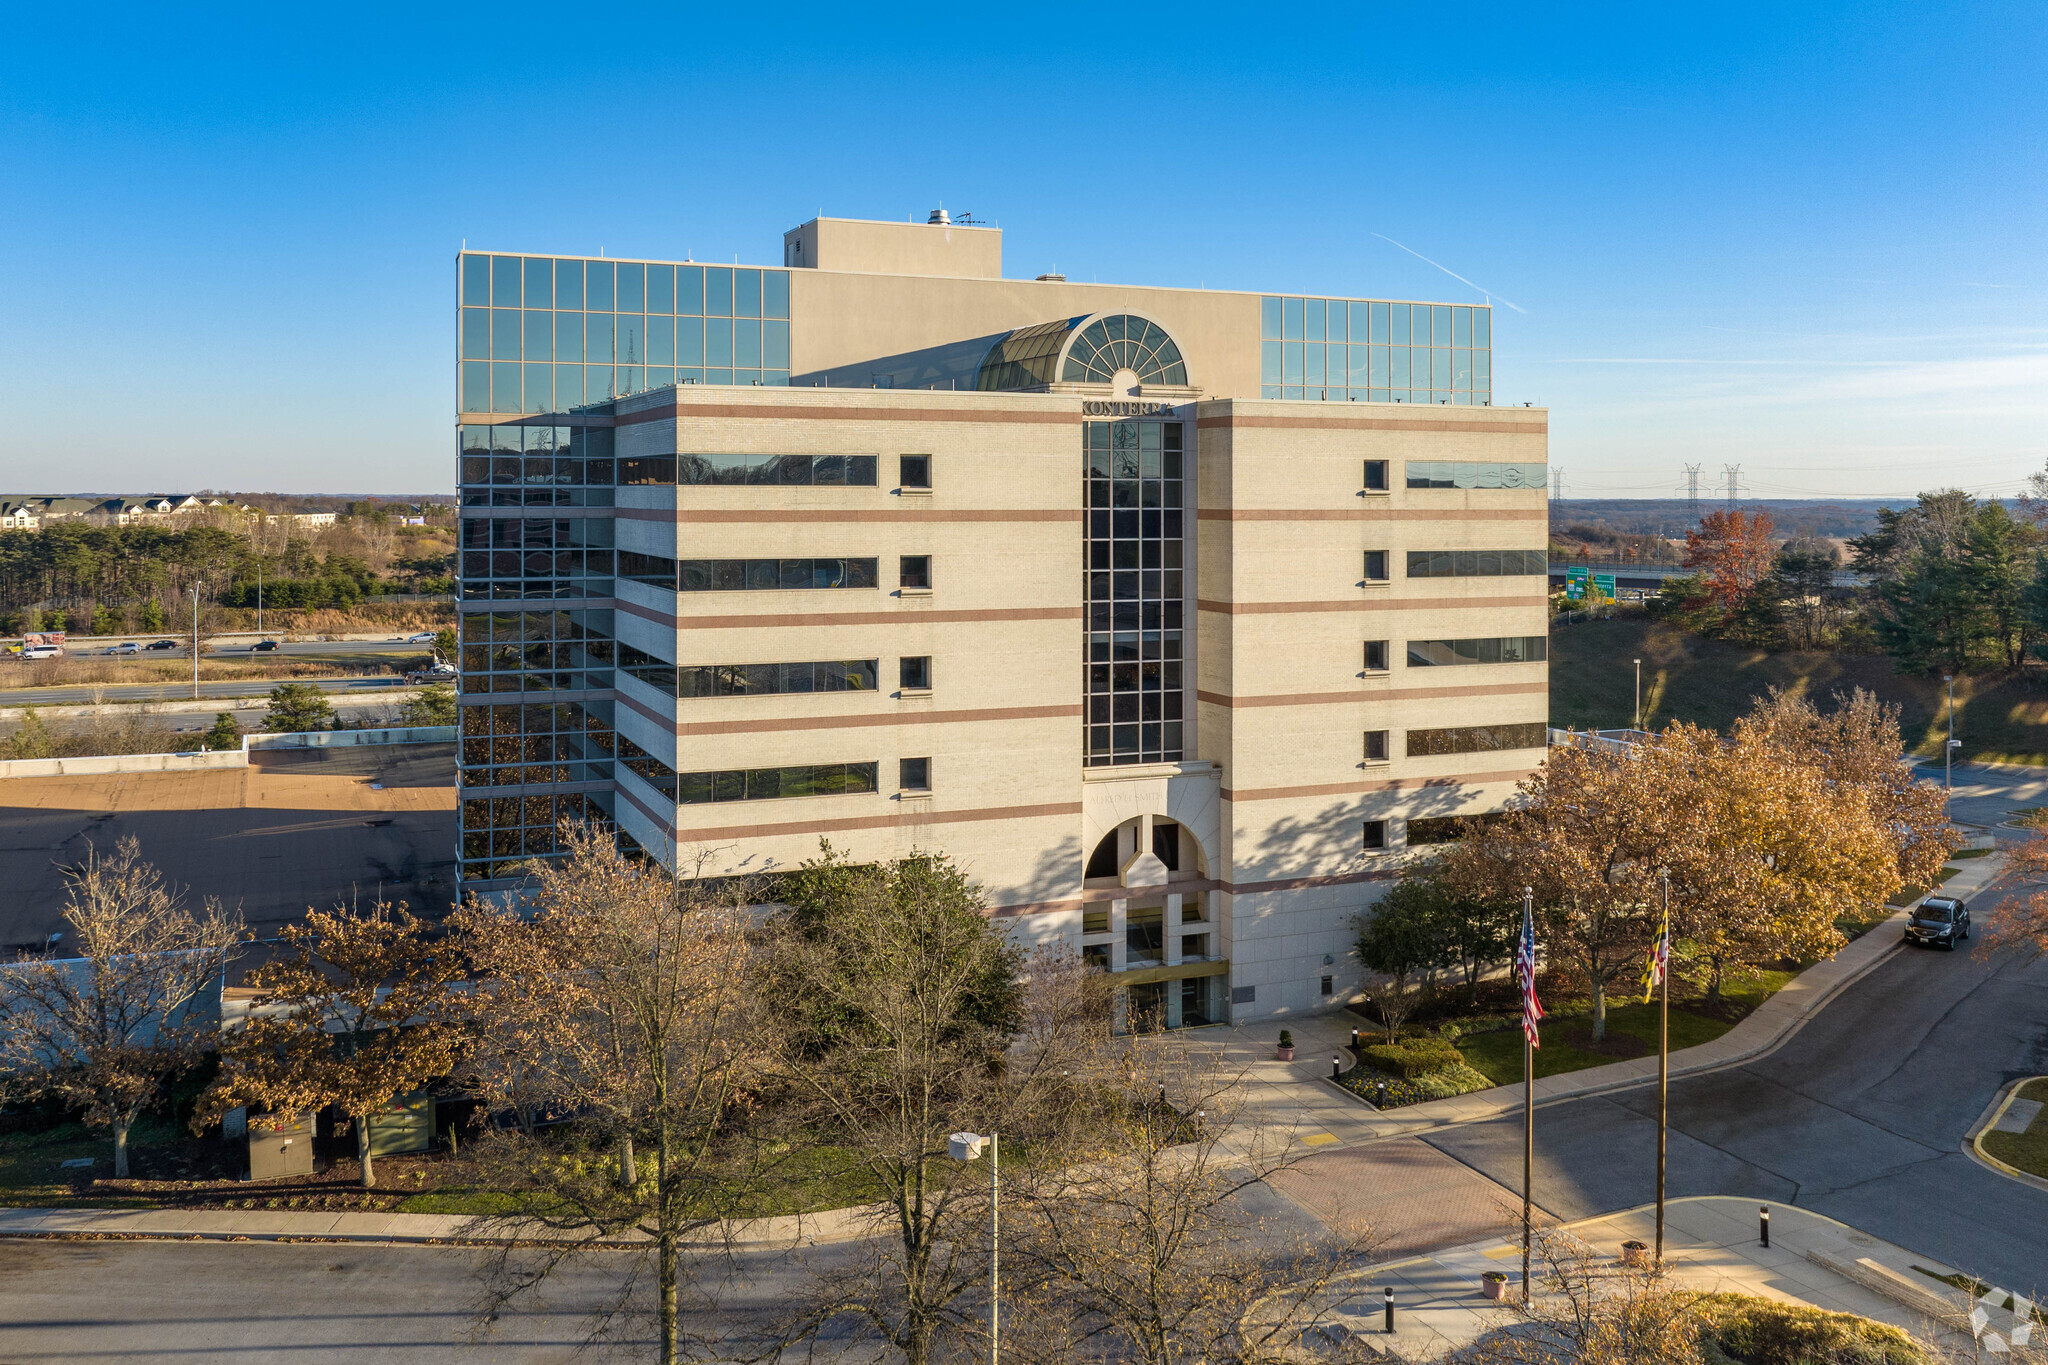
[0,675,414,706]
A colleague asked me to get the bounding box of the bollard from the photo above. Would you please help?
[1384,1285,1395,1334]
[1333,1055,1343,1080]
[1376,1080,1388,1109]
[1351,1027,1360,1052]
[1759,1205,1770,1248]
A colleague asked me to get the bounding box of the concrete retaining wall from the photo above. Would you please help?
[0,750,248,778]
[0,726,456,778]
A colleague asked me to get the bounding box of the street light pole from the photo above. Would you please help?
[1633,658,1642,731]
[1656,868,1670,1264]
[190,586,201,700]
[949,1130,999,1365]
[1944,674,1956,818]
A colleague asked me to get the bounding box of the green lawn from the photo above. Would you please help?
[1980,1077,2048,1179]
[1550,613,2048,763]
[1454,971,1793,1087]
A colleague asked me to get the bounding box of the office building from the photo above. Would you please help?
[455,214,1549,1023]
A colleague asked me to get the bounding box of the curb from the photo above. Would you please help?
[1964,1076,2048,1196]
[1311,859,2008,1144]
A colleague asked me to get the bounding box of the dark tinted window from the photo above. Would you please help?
[900,656,931,690]
[900,556,931,590]
[900,757,931,790]
[900,454,932,489]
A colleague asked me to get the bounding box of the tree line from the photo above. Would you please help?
[1361,690,1957,1041]
[0,522,452,632]
[1654,487,2048,673]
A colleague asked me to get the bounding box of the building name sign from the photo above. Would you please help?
[1082,400,1175,417]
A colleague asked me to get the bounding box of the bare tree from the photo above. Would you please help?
[762,844,1085,1365]
[202,899,465,1188]
[0,839,242,1177]
[451,825,761,1365]
[1001,1034,1378,1365]
[1467,1228,1706,1365]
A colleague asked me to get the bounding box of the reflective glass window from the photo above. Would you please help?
[492,309,521,360]
[763,269,790,319]
[461,307,489,360]
[523,363,550,413]
[587,313,613,363]
[555,259,583,310]
[1475,308,1491,347]
[1282,296,1303,339]
[555,364,582,408]
[1454,306,1471,348]
[523,310,552,362]
[764,320,790,370]
[555,313,583,363]
[647,315,674,366]
[705,267,733,317]
[1260,295,1282,339]
[617,314,643,367]
[462,253,490,306]
[524,258,552,308]
[491,256,520,307]
[706,317,733,367]
[735,319,762,368]
[492,362,520,413]
[462,361,491,413]
[677,265,702,315]
[1305,298,1325,341]
[677,317,703,366]
[1390,304,1410,344]
[585,260,613,311]
[1261,340,1282,385]
[616,263,643,314]
[735,269,762,317]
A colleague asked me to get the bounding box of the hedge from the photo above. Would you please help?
[1360,1040,1464,1079]
[1696,1292,1929,1365]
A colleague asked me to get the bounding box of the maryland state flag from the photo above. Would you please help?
[1641,903,1670,1003]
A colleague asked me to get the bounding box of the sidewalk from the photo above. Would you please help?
[1312,1198,1998,1360]
[0,1197,886,1251]
[1207,852,2007,1152]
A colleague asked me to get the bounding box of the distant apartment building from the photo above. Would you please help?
[265,511,339,529]
[0,495,253,527]
[453,214,1549,1024]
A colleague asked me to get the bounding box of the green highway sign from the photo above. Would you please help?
[1594,573,1615,597]
[1565,566,1589,600]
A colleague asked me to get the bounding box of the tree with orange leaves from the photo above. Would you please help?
[1683,508,1777,610]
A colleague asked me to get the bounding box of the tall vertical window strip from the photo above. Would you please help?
[1259,297,1490,407]
[1084,419,1185,766]
[459,253,793,413]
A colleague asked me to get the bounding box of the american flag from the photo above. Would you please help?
[1641,905,1670,1003]
[1516,896,1544,1048]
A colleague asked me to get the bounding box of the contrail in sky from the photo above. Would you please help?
[1372,234,1527,314]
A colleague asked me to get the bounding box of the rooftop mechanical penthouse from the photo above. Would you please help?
[455,213,1548,1024]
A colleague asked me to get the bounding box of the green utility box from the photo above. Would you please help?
[248,1110,316,1180]
[365,1091,435,1158]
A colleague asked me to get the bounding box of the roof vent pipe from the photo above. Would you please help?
[927,208,951,225]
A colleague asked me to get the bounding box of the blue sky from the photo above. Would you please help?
[2,3,2042,498]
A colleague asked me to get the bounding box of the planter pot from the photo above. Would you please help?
[1276,1046,1295,1061]
[1482,1272,1508,1301]
[1620,1240,1650,1268]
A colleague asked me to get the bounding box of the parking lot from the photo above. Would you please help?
[0,743,458,952]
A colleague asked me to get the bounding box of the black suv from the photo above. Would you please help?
[1905,896,1970,950]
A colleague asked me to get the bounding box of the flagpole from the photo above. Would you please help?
[1522,884,1534,1304]
[1657,868,1669,1266]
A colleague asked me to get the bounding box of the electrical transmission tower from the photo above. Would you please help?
[1680,464,1702,519]
[1721,463,1745,511]
[1550,467,1564,513]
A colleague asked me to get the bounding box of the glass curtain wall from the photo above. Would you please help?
[455,417,622,882]
[459,253,793,413]
[1259,297,1492,405]
[1084,419,1185,766]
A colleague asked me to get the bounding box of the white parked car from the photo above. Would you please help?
[407,632,439,644]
